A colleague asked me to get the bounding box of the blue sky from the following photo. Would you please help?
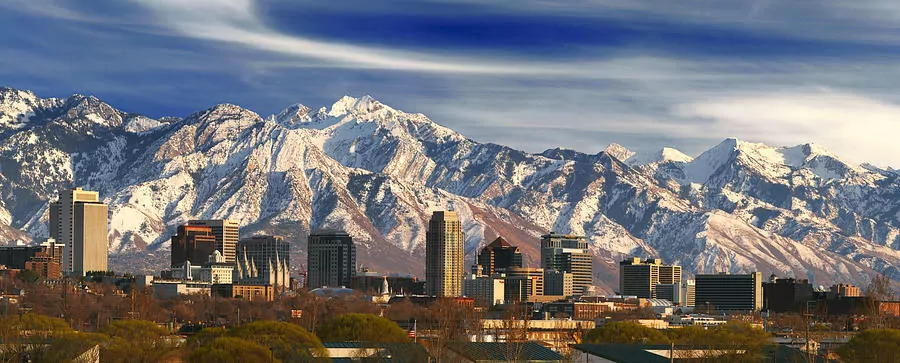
[2,0,900,166]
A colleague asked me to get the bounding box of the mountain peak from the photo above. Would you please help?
[604,143,636,161]
[273,103,315,129]
[328,94,389,117]
[626,147,694,166]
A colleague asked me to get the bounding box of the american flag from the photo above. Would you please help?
[408,329,416,338]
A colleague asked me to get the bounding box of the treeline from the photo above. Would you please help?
[0,312,421,362]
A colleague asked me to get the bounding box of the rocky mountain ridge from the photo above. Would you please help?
[1,86,898,292]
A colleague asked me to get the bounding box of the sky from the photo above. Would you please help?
[2,0,900,166]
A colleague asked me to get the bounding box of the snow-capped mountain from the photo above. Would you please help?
[1,86,898,292]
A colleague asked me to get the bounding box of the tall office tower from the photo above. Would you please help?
[306,229,356,289]
[475,237,523,276]
[49,188,108,276]
[170,225,218,268]
[544,269,574,297]
[540,233,592,294]
[695,272,763,312]
[187,220,239,264]
[426,211,464,297]
[659,264,682,285]
[235,235,291,292]
[619,258,682,298]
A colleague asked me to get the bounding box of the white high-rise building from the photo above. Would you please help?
[49,188,108,276]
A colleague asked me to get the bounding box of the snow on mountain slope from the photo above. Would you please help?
[1,87,899,289]
[625,147,694,166]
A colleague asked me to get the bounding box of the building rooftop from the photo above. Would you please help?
[485,236,513,249]
[447,342,563,362]
[322,342,430,362]
[573,344,830,363]
[310,228,350,236]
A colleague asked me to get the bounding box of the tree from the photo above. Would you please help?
[101,320,178,363]
[583,321,669,344]
[316,313,410,343]
[865,273,897,327]
[39,332,107,362]
[186,327,227,350]
[228,320,327,362]
[837,328,900,363]
[15,270,41,284]
[190,337,276,363]
[0,313,74,361]
[665,322,771,362]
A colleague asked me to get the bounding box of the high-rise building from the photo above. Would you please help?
[504,267,544,302]
[426,211,465,297]
[659,264,682,285]
[307,229,356,289]
[476,237,523,276]
[544,269,574,297]
[762,276,814,313]
[695,272,763,312]
[187,220,239,264]
[170,225,218,268]
[540,233,592,294]
[463,274,506,307]
[49,188,108,276]
[235,235,290,293]
[656,280,695,306]
[619,258,682,298]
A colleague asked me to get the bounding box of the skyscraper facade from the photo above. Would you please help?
[49,188,108,276]
[235,235,291,292]
[475,236,523,275]
[187,219,239,264]
[504,267,545,302]
[426,211,464,297]
[170,225,218,268]
[540,233,592,294]
[695,272,763,311]
[307,229,356,289]
[619,258,682,298]
[544,269,574,297]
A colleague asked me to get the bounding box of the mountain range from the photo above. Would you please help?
[1,86,899,292]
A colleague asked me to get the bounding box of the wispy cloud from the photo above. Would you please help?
[128,0,637,76]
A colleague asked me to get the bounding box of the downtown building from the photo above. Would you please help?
[504,267,545,303]
[0,239,64,279]
[235,235,291,293]
[185,219,239,264]
[49,188,108,276]
[695,272,763,312]
[544,269,574,297]
[540,233,592,294]
[170,224,219,268]
[618,257,682,298]
[307,229,356,289]
[463,274,506,307]
[426,211,465,297]
[656,280,695,307]
[475,236,523,275]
